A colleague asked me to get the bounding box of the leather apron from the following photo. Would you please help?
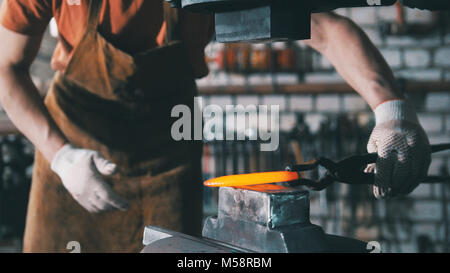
[23,0,203,253]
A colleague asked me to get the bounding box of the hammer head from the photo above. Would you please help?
[170,0,398,43]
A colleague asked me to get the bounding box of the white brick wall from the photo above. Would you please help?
[381,49,403,68]
[410,184,432,198]
[418,114,443,133]
[395,69,442,81]
[409,201,442,221]
[404,49,431,68]
[316,95,341,112]
[425,93,450,112]
[236,96,259,107]
[290,95,314,112]
[208,96,233,108]
[304,73,344,83]
[261,95,287,111]
[405,9,435,24]
[350,7,377,25]
[343,94,369,112]
[376,6,397,22]
[435,47,450,67]
[446,115,450,132]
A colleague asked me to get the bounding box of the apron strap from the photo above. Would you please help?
[163,1,182,44]
[86,0,102,33]
[83,1,181,45]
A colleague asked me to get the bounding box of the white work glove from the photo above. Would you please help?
[51,144,129,213]
[367,100,431,199]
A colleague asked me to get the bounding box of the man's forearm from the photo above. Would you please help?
[0,66,67,162]
[305,13,404,110]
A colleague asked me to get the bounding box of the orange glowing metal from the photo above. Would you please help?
[203,171,300,188]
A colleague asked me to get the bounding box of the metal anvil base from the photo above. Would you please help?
[142,185,369,253]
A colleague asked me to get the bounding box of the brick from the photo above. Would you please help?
[413,224,444,242]
[236,96,259,107]
[334,8,349,17]
[409,201,442,221]
[280,113,297,132]
[395,69,442,81]
[428,157,445,176]
[275,73,298,85]
[435,47,450,67]
[425,93,450,112]
[343,94,368,112]
[399,243,417,253]
[428,135,450,154]
[418,113,443,133]
[446,115,450,132]
[445,71,450,81]
[290,95,314,112]
[248,73,273,86]
[195,76,211,87]
[387,34,440,47]
[316,95,341,112]
[261,95,287,111]
[386,36,416,47]
[380,49,402,68]
[404,49,431,68]
[381,222,410,241]
[304,72,344,83]
[208,95,233,108]
[445,33,450,44]
[410,184,432,198]
[405,9,435,24]
[375,201,386,218]
[376,6,398,22]
[310,195,327,216]
[228,74,246,86]
[362,27,383,46]
[211,72,231,86]
[350,7,377,25]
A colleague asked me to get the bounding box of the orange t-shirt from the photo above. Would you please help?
[0,0,214,78]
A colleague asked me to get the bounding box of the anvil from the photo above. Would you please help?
[141,184,369,253]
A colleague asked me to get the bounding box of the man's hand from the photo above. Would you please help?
[51,144,130,213]
[367,100,431,198]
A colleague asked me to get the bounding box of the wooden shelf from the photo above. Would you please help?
[1,81,448,135]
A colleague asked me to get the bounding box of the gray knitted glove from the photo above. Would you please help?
[367,100,431,198]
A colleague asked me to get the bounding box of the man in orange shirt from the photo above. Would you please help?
[0,0,431,253]
[0,0,213,253]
